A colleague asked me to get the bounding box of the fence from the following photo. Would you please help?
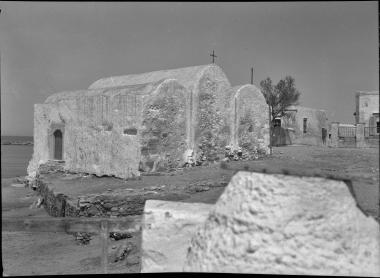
[338,126,356,138]
[2,216,141,274]
[364,126,380,138]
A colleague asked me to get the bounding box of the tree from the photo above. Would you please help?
[259,76,301,125]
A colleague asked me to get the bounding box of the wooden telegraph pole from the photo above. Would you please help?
[268,104,272,155]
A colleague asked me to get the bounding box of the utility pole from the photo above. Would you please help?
[250,67,253,85]
[210,50,217,64]
[268,105,272,155]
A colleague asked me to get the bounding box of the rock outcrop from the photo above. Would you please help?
[184,171,380,276]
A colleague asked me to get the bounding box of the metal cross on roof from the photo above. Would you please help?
[210,50,217,63]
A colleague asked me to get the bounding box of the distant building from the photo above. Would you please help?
[328,91,379,148]
[354,91,379,135]
[272,106,328,146]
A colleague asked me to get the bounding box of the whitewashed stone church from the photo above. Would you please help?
[28,64,270,179]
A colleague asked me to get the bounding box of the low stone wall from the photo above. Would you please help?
[37,176,79,217]
[36,175,187,218]
[330,122,379,148]
[365,137,379,148]
[338,137,357,148]
[337,137,378,148]
[34,161,225,218]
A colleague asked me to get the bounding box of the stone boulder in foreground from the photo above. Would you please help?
[184,171,380,276]
[141,200,213,272]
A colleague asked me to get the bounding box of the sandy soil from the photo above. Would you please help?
[2,145,379,275]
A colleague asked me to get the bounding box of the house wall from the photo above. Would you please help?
[28,80,192,179]
[355,92,379,126]
[281,106,328,146]
[28,91,143,179]
[89,64,232,164]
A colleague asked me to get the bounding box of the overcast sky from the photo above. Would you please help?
[1,2,378,136]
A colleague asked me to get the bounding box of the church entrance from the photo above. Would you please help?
[53,129,63,160]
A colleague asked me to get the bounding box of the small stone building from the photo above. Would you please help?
[354,91,379,136]
[28,64,269,179]
[272,106,328,146]
[328,91,379,148]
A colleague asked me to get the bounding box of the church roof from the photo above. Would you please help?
[356,91,379,96]
[44,64,229,103]
[44,79,175,103]
[88,64,224,90]
[224,84,262,101]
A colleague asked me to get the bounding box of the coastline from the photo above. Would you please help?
[1,142,33,146]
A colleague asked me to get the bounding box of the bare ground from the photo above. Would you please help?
[2,145,379,275]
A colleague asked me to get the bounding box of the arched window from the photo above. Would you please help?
[303,118,308,134]
[53,130,63,160]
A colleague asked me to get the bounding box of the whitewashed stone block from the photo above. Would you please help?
[184,171,380,276]
[141,200,213,273]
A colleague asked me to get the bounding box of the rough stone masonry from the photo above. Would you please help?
[27,64,269,180]
[184,171,380,276]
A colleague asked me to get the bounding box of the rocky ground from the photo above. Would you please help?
[2,145,379,275]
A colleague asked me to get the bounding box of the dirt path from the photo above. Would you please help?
[2,146,379,275]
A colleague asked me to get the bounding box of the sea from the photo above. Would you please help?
[1,136,34,178]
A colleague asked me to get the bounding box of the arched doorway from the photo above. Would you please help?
[53,129,63,160]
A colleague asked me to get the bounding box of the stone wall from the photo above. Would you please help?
[140,80,189,172]
[227,85,270,157]
[355,92,379,126]
[27,101,78,178]
[189,66,231,163]
[28,88,143,179]
[37,176,79,217]
[34,161,178,218]
[87,64,232,164]
[280,106,328,146]
[328,122,379,148]
[365,137,380,148]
